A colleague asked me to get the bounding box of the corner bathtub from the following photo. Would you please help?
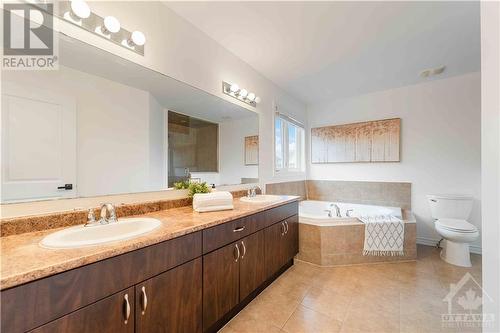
[297,200,416,266]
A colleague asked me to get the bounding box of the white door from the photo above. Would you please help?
[1,82,77,202]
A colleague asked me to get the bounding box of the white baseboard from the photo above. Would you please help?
[416,237,482,254]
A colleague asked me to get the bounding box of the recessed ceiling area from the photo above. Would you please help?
[165,1,480,104]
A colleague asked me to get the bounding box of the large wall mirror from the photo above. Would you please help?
[1,33,259,203]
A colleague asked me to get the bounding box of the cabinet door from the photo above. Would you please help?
[135,258,202,333]
[264,221,286,279]
[239,230,266,300]
[284,215,299,262]
[30,288,134,333]
[203,241,240,331]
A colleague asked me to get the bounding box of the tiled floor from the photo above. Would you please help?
[220,245,482,333]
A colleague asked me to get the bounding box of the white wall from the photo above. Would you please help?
[3,66,166,197]
[54,1,307,187]
[219,117,259,185]
[307,73,482,251]
[480,2,500,330]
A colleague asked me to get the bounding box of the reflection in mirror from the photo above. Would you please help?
[1,33,259,203]
[168,111,219,187]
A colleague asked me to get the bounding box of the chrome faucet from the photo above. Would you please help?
[98,203,117,224]
[247,185,261,197]
[85,208,97,227]
[325,203,341,218]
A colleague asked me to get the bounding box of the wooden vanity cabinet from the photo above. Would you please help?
[202,230,267,331]
[239,231,266,300]
[2,201,298,333]
[265,215,299,279]
[202,241,241,330]
[135,258,202,333]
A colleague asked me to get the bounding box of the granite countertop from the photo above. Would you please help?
[0,196,299,290]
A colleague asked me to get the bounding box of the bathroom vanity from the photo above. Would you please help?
[0,199,299,333]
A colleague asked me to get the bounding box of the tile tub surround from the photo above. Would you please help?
[306,180,411,209]
[296,210,417,266]
[0,195,298,290]
[0,189,252,237]
[266,181,307,199]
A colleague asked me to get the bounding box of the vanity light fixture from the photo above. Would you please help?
[58,1,145,56]
[222,81,260,107]
[239,89,248,98]
[230,83,240,93]
[63,0,90,24]
[126,31,146,47]
[97,16,121,36]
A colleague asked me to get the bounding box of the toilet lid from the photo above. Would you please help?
[436,218,477,233]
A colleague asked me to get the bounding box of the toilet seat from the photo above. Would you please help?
[436,218,477,233]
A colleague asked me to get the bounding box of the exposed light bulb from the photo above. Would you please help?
[239,89,248,98]
[102,16,120,34]
[70,0,90,19]
[229,83,239,93]
[247,93,256,101]
[255,96,261,104]
[129,31,146,46]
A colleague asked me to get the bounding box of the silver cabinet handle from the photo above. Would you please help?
[140,286,148,315]
[241,241,246,259]
[285,221,289,234]
[234,243,240,262]
[281,222,285,236]
[123,293,131,324]
[233,226,245,232]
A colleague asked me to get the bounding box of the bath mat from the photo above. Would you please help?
[359,215,405,256]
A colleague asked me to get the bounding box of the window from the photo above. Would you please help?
[275,113,305,173]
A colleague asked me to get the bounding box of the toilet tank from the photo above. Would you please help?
[427,194,474,220]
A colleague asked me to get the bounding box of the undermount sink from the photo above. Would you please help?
[240,194,282,204]
[40,217,162,249]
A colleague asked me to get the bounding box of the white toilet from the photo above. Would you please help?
[427,194,479,267]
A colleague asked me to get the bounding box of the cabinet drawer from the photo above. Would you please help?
[1,232,202,333]
[262,202,299,228]
[203,214,262,253]
[29,287,135,333]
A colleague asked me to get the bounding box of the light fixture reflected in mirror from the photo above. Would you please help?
[222,81,260,107]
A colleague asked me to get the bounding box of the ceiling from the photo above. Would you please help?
[165,1,480,104]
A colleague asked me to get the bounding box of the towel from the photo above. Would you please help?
[359,215,405,256]
[193,191,234,212]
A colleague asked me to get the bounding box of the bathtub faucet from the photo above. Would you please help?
[325,203,341,218]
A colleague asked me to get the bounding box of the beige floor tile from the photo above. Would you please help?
[239,289,300,328]
[283,305,342,333]
[265,270,313,302]
[301,286,353,322]
[226,310,283,333]
[340,304,400,333]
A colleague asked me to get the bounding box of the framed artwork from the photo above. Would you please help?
[311,118,400,163]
